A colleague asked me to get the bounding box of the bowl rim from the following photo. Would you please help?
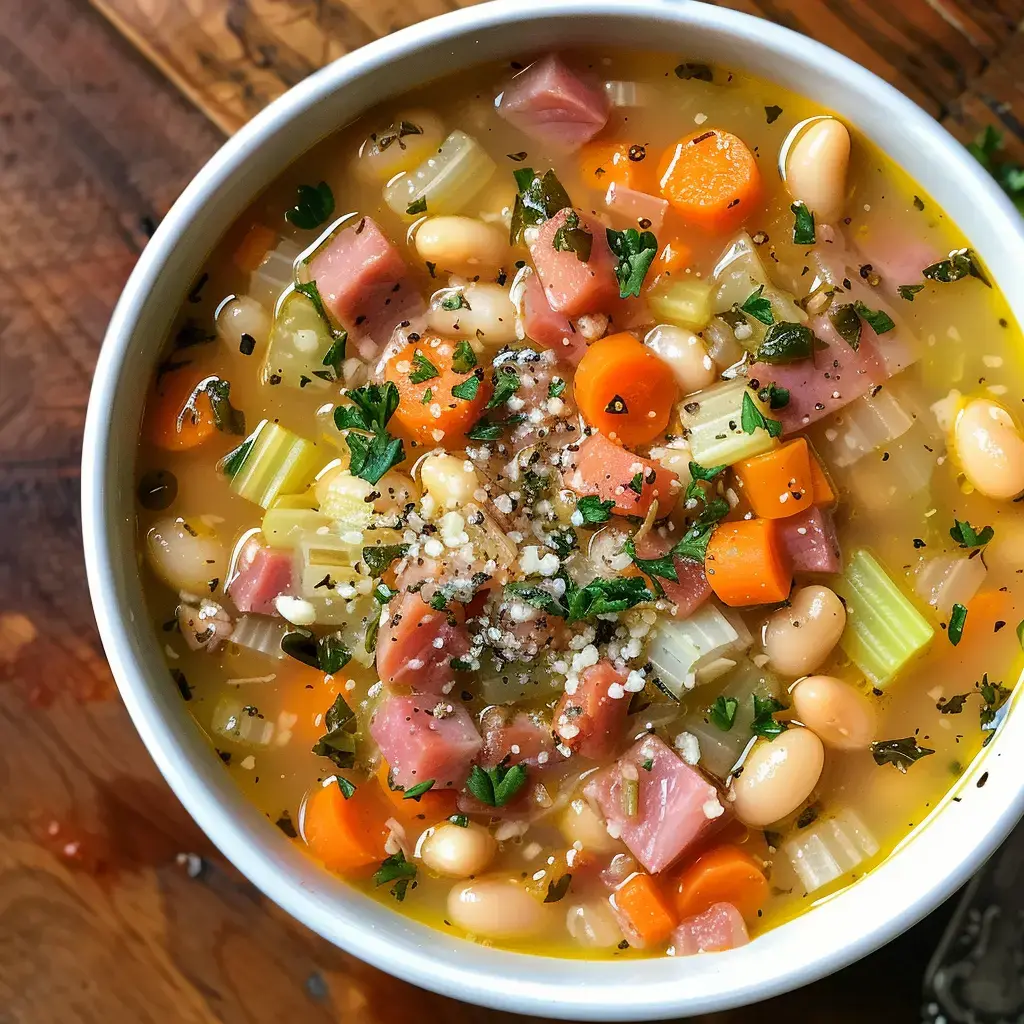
[83,0,1024,1018]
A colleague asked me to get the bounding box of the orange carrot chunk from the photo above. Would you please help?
[580,141,637,192]
[302,780,390,874]
[658,129,762,233]
[145,370,217,452]
[668,845,769,924]
[808,449,836,506]
[647,239,693,291]
[613,873,677,947]
[733,438,814,520]
[234,223,278,274]
[573,332,678,446]
[705,518,792,607]
[385,334,492,445]
[375,759,458,825]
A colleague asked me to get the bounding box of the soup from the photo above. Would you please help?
[136,49,1024,959]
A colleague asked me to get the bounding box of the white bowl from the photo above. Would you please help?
[83,0,1024,1017]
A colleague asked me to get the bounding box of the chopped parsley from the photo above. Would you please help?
[674,62,713,81]
[449,814,469,827]
[544,874,572,903]
[295,280,347,368]
[510,167,573,245]
[979,674,1011,730]
[897,283,925,302]
[220,437,255,479]
[755,321,819,364]
[465,412,526,441]
[336,776,357,800]
[708,695,738,732]
[552,210,594,262]
[949,519,994,548]
[451,339,477,373]
[311,694,357,770]
[281,629,351,675]
[441,291,468,311]
[740,284,774,326]
[948,602,968,646]
[740,390,784,438]
[333,382,404,485]
[362,543,409,577]
[373,851,417,902]
[409,349,439,384]
[466,762,528,807]
[285,181,334,230]
[765,104,783,124]
[791,201,815,245]
[406,196,427,216]
[486,365,521,409]
[450,373,481,401]
[853,300,896,336]
[758,382,790,409]
[606,227,659,298]
[548,377,566,399]
[576,495,615,524]
[751,694,788,739]
[402,779,436,802]
[922,248,991,287]
[828,303,862,350]
[870,736,935,772]
[623,536,678,584]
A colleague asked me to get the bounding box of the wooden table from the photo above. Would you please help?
[1,0,1020,1020]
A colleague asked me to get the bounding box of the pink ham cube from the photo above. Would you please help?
[554,660,632,760]
[634,531,712,619]
[376,590,471,694]
[369,693,482,791]
[530,209,621,318]
[777,506,842,574]
[497,54,609,151]
[309,216,411,329]
[480,708,558,769]
[228,540,292,616]
[605,183,669,235]
[670,903,750,956]
[584,735,728,874]
[522,273,589,363]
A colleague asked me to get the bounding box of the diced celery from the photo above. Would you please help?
[249,238,301,311]
[383,130,497,218]
[261,508,331,549]
[679,378,778,466]
[230,420,324,510]
[647,602,753,698]
[211,695,276,746]
[295,531,367,625]
[316,469,375,528]
[781,809,879,894]
[262,290,336,390]
[711,232,807,325]
[680,658,782,779]
[647,278,712,329]
[461,502,518,570]
[915,554,986,618]
[269,492,318,511]
[819,386,914,469]
[834,549,935,687]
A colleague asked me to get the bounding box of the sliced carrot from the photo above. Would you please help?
[668,845,769,924]
[734,438,814,520]
[234,223,278,274]
[573,332,678,446]
[647,240,693,290]
[302,780,390,874]
[658,129,762,233]
[705,518,792,607]
[580,141,637,192]
[808,448,836,506]
[375,760,458,825]
[613,873,677,947]
[145,370,217,451]
[385,334,492,445]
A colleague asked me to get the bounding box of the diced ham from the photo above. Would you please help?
[480,708,558,769]
[530,209,620,318]
[522,273,589,363]
[228,542,292,616]
[634,532,712,618]
[554,660,632,760]
[563,431,680,518]
[777,506,842,574]
[670,903,750,956]
[497,54,610,151]
[309,216,413,331]
[850,224,941,303]
[750,328,886,434]
[584,734,728,874]
[605,183,669,235]
[369,693,482,790]
[376,590,472,694]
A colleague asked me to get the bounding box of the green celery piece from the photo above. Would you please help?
[834,549,935,687]
[230,420,323,509]
[679,378,777,466]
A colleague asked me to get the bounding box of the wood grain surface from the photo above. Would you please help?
[2,0,1020,1020]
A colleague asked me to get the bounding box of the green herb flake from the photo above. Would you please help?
[979,674,1011,730]
[317,633,352,675]
[923,248,991,288]
[510,167,573,245]
[853,300,896,336]
[486,365,522,410]
[828,303,862,351]
[409,349,439,384]
[606,227,659,298]
[740,390,783,438]
[406,196,428,216]
[948,602,968,646]
[641,758,654,771]
[708,695,739,732]
[674,62,713,82]
[765,104,783,124]
[346,430,405,485]
[465,413,526,441]
[576,495,615,525]
[373,851,417,902]
[870,736,935,772]
[623,536,678,584]
[451,374,482,401]
[949,519,994,548]
[402,779,436,802]
[451,339,477,373]
[751,694,788,739]
[758,383,790,409]
[336,776,357,800]
[220,436,255,479]
[449,813,469,827]
[791,201,815,245]
[465,762,528,807]
[740,284,774,326]
[362,543,410,577]
[310,694,357,771]
[544,874,572,903]
[756,321,819,364]
[566,575,653,622]
[552,210,594,262]
[285,181,335,230]
[897,284,925,302]
[627,471,644,496]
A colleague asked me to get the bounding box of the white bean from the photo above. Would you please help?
[415,216,509,273]
[419,452,480,509]
[954,398,1024,500]
[426,282,517,346]
[792,675,877,750]
[559,798,623,854]
[420,822,496,878]
[216,294,271,351]
[146,516,226,593]
[373,470,420,513]
[356,110,445,185]
[566,900,624,949]
[763,585,846,677]
[784,117,851,224]
[644,325,717,394]
[447,877,551,940]
[732,727,825,827]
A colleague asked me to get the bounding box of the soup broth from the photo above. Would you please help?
[136,49,1024,959]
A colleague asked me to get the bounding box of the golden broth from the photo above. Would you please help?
[136,49,1024,958]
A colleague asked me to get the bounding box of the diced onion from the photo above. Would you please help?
[228,614,288,660]
[782,809,879,894]
[249,239,301,311]
[915,554,987,617]
[603,81,650,107]
[383,130,497,218]
[819,386,914,469]
[211,696,276,747]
